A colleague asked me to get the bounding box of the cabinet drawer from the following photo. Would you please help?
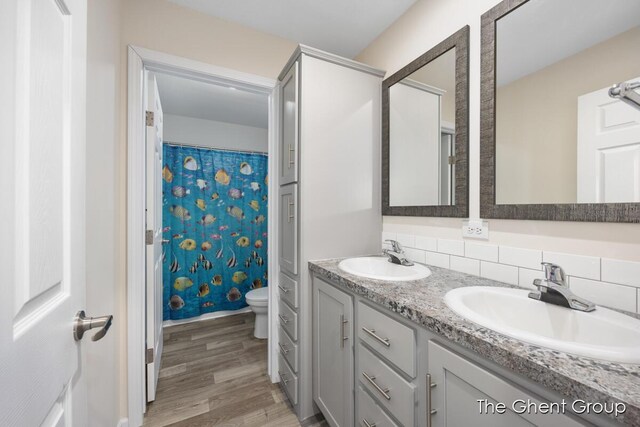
[359,345,415,427]
[278,352,298,405]
[357,385,398,427]
[278,271,298,308]
[358,302,416,377]
[278,325,298,372]
[279,297,298,341]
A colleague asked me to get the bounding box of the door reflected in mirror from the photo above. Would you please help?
[495,0,640,205]
[389,48,456,207]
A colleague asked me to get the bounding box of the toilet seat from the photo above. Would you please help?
[246,287,269,307]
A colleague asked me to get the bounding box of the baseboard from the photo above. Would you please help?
[162,306,252,327]
[116,418,129,427]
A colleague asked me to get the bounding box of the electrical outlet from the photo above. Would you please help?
[462,220,489,240]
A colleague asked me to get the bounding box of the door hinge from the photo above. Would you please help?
[145,229,154,245]
[448,155,457,165]
[146,348,154,364]
[145,110,154,126]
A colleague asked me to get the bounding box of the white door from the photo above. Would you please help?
[0,0,89,425]
[145,73,164,402]
[577,78,640,203]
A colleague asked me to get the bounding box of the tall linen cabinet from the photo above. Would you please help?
[276,45,383,421]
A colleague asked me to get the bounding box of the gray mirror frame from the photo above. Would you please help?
[382,25,470,217]
[480,0,640,223]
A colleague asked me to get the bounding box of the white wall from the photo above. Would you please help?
[357,0,640,263]
[86,0,122,425]
[163,114,268,152]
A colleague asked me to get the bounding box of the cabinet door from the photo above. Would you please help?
[314,278,354,427]
[280,61,299,185]
[279,183,298,276]
[428,341,587,427]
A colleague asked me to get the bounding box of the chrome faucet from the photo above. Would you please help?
[528,262,596,312]
[382,239,414,266]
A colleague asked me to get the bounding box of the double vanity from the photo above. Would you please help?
[310,254,640,426]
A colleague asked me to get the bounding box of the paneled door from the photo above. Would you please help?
[577,78,640,203]
[279,183,298,276]
[145,72,164,402]
[0,0,89,425]
[280,61,299,185]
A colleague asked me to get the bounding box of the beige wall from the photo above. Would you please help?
[87,0,299,421]
[496,26,640,204]
[357,0,640,262]
[86,0,123,425]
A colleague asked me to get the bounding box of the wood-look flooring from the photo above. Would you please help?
[143,312,325,427]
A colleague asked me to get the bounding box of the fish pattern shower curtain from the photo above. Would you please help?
[162,144,268,320]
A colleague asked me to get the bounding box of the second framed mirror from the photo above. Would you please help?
[382,26,469,217]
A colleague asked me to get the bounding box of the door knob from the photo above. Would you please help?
[73,310,113,341]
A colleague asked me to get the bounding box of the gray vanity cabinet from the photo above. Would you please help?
[313,278,354,427]
[427,341,585,427]
[279,183,298,276]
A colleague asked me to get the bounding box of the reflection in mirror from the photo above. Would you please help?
[495,0,640,205]
[389,48,456,207]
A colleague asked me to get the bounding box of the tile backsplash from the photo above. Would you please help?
[382,231,640,314]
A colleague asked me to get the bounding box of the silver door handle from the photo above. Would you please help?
[288,144,295,168]
[427,373,437,427]
[279,314,289,324]
[362,327,390,347]
[362,372,390,400]
[73,310,113,341]
[362,420,376,427]
[278,342,289,354]
[287,198,294,223]
[278,285,290,294]
[340,314,348,349]
[278,370,289,384]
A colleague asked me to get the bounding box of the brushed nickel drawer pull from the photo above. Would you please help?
[362,372,390,400]
[287,198,294,223]
[427,373,437,426]
[278,342,289,354]
[279,370,289,384]
[340,314,348,349]
[278,314,289,324]
[288,144,295,168]
[362,327,390,347]
[362,420,376,427]
[278,285,290,294]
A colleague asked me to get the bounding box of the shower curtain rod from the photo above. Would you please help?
[163,141,268,155]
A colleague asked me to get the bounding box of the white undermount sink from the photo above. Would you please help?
[338,256,432,281]
[444,286,640,364]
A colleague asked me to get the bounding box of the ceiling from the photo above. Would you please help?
[168,0,416,58]
[155,73,269,128]
[497,0,640,86]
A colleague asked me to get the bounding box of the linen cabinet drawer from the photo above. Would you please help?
[358,302,416,377]
[279,297,298,340]
[278,352,298,405]
[357,385,398,427]
[359,345,415,427]
[278,271,298,309]
[278,325,298,372]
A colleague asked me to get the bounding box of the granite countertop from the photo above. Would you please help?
[308,257,640,426]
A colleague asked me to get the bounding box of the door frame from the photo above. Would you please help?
[126,45,280,427]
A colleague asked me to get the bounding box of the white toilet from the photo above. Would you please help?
[245,287,269,339]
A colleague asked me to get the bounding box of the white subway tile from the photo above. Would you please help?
[569,277,637,313]
[480,261,519,285]
[601,258,640,288]
[437,239,464,256]
[518,267,544,290]
[450,256,480,276]
[395,233,415,249]
[499,246,542,270]
[543,251,600,280]
[415,236,437,252]
[404,247,426,264]
[381,231,397,243]
[465,242,499,262]
[425,251,450,269]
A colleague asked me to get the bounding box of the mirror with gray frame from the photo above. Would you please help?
[383,26,469,217]
[481,0,640,222]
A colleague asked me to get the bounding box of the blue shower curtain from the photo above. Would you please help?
[162,144,268,320]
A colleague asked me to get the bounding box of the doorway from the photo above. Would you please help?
[127,46,280,427]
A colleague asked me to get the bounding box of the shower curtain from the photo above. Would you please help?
[162,144,268,320]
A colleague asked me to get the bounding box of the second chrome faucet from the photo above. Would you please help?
[528,262,596,312]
